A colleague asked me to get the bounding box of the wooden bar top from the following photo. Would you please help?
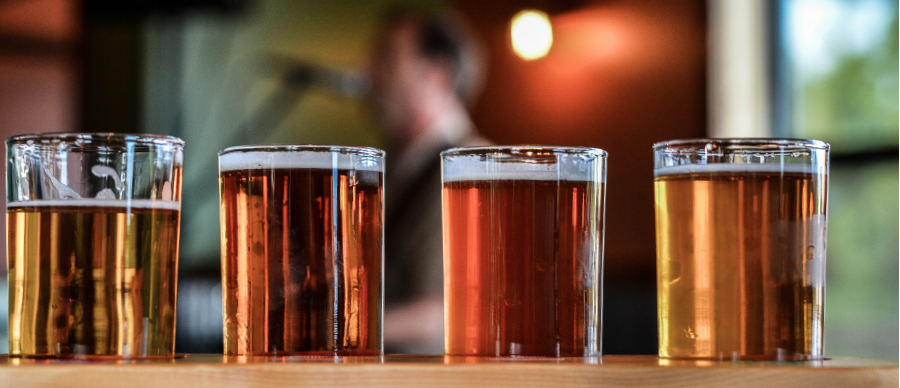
[0,354,895,388]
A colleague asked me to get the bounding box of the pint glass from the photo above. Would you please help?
[7,133,184,359]
[441,146,606,357]
[654,139,829,360]
[219,145,384,356]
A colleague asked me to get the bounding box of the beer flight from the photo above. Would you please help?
[5,133,828,362]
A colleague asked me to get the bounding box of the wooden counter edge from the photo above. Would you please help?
[0,355,895,388]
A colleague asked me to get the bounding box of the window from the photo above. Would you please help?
[778,0,898,361]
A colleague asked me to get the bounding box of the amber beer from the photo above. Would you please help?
[442,147,606,357]
[219,147,384,356]
[654,140,829,361]
[8,200,181,358]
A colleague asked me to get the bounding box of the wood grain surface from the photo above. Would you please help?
[0,355,895,388]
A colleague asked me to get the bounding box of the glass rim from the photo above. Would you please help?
[653,138,829,152]
[441,145,607,158]
[6,132,184,147]
[219,144,385,158]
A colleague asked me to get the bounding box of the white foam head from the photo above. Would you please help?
[654,163,824,177]
[442,155,606,182]
[8,199,181,211]
[220,150,383,173]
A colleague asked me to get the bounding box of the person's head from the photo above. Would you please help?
[366,8,484,147]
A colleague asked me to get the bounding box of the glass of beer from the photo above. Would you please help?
[441,146,606,357]
[7,133,184,359]
[653,139,829,361]
[219,145,384,356]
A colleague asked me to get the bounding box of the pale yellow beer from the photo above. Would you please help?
[654,140,828,361]
[8,200,180,358]
[6,133,184,359]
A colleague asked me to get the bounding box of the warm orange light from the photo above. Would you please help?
[510,10,553,60]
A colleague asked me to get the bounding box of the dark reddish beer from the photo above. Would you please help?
[441,147,606,357]
[219,147,384,356]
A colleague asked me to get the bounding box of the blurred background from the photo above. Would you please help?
[0,0,895,360]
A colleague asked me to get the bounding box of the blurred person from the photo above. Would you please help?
[366,8,489,354]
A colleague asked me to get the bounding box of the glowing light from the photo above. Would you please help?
[511,10,553,60]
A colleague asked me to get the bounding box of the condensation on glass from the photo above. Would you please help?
[441,146,606,357]
[653,138,829,361]
[7,133,184,359]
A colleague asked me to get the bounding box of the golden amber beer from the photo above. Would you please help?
[654,139,829,360]
[6,133,184,359]
[219,146,384,356]
[441,147,606,357]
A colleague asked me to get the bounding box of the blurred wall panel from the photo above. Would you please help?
[81,18,142,134]
[457,0,707,354]
[0,0,79,138]
[0,0,79,41]
[0,58,76,137]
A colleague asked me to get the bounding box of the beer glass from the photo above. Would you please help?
[441,146,606,357]
[219,145,384,356]
[7,133,184,359]
[653,139,829,361]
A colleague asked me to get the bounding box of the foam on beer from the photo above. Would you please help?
[654,163,822,177]
[442,157,605,182]
[220,151,383,173]
[8,199,180,211]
